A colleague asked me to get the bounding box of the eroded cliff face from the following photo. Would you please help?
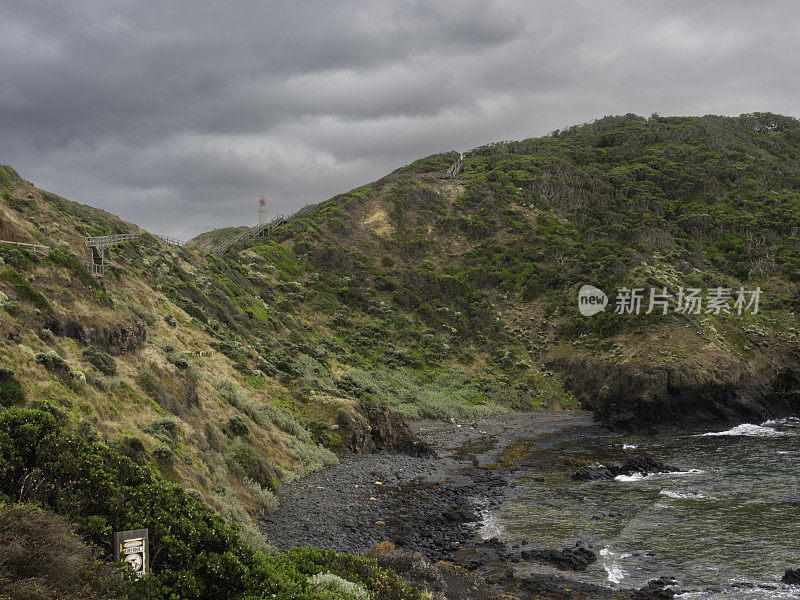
[42,316,147,355]
[550,346,800,430]
[337,401,435,456]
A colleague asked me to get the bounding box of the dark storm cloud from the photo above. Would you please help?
[2,0,798,239]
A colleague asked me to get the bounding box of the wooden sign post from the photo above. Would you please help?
[114,528,149,578]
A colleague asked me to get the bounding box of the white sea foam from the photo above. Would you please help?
[660,468,705,477]
[599,547,629,584]
[659,490,710,500]
[676,586,800,599]
[614,472,645,482]
[477,508,504,539]
[700,423,786,437]
[615,469,704,482]
[763,417,800,427]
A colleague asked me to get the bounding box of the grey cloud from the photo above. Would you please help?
[1,0,799,239]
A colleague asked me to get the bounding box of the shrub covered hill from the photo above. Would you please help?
[1,112,800,597]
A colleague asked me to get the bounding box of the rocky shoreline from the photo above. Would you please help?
[550,347,800,432]
[260,411,682,599]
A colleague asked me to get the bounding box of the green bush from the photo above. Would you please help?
[0,503,129,599]
[0,367,25,407]
[0,408,424,600]
[244,477,278,513]
[214,380,311,441]
[108,435,149,464]
[290,439,338,476]
[308,572,369,599]
[47,247,100,289]
[0,268,52,312]
[152,443,175,463]
[83,346,117,376]
[142,418,181,446]
[35,351,71,379]
[223,414,250,437]
[223,438,277,489]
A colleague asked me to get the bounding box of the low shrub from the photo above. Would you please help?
[223,413,250,437]
[214,379,310,441]
[308,572,369,599]
[142,418,181,446]
[83,346,117,376]
[0,503,129,600]
[108,435,149,464]
[244,477,278,513]
[130,303,157,326]
[223,438,277,489]
[0,366,25,407]
[0,268,52,312]
[290,439,338,475]
[47,247,100,289]
[152,444,175,463]
[35,351,71,379]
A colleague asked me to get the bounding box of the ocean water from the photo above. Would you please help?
[479,417,800,598]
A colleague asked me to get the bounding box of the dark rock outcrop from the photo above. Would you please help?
[549,346,800,431]
[337,401,435,456]
[520,541,597,571]
[783,569,800,585]
[571,456,678,481]
[42,316,146,355]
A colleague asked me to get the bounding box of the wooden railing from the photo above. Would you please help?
[1,229,182,281]
[153,234,185,246]
[0,239,51,255]
[84,233,143,248]
[81,260,104,276]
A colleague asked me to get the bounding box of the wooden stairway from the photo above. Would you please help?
[210,203,316,257]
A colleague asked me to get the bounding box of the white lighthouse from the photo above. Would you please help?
[258,196,268,225]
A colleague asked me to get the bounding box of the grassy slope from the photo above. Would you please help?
[1,112,800,547]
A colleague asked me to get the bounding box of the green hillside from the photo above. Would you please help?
[2,112,800,598]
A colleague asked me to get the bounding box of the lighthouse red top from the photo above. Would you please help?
[259,196,266,206]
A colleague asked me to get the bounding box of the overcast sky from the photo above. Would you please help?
[2,1,799,239]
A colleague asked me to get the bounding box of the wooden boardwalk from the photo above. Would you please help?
[0,239,50,256]
[83,232,185,276]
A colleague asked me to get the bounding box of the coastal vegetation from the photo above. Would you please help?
[1,113,800,596]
